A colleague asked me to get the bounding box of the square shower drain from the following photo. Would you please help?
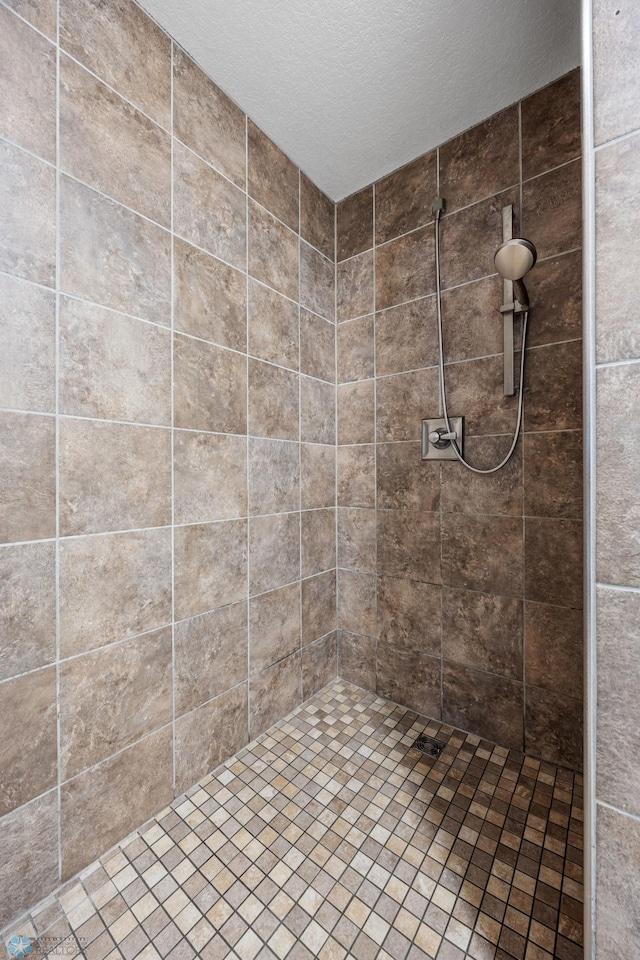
[411,733,445,758]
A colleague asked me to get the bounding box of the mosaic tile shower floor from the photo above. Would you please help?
[3,681,583,960]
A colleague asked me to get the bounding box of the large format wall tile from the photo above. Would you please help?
[250,582,301,676]
[301,443,335,509]
[524,251,583,349]
[249,281,299,371]
[525,517,583,607]
[249,438,299,516]
[249,652,302,738]
[175,602,248,716]
[0,275,55,414]
[300,310,335,383]
[375,226,435,310]
[443,662,524,751]
[4,0,57,37]
[593,0,640,145]
[525,686,583,770]
[0,412,55,544]
[337,252,374,322]
[0,140,55,287]
[338,570,376,638]
[301,377,335,445]
[336,186,373,261]
[174,520,247,621]
[440,106,519,212]
[0,541,56,680]
[377,576,441,656]
[522,160,582,259]
[302,570,336,645]
[521,69,581,179]
[377,643,441,718]
[174,684,248,794]
[302,509,336,578]
[375,152,437,244]
[302,632,337,699]
[524,602,583,700]
[595,804,640,959]
[300,173,334,261]
[300,241,335,321]
[0,792,58,929]
[442,515,523,597]
[1,666,57,815]
[442,588,523,680]
[174,334,247,434]
[248,120,299,230]
[250,513,300,594]
[173,430,247,524]
[439,188,518,290]
[338,630,376,690]
[248,200,299,300]
[249,360,299,441]
[375,297,438,376]
[378,510,441,584]
[337,316,374,383]
[173,237,247,351]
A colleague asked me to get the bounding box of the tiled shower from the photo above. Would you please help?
[0,0,638,956]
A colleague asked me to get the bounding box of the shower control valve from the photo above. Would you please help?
[428,429,457,446]
[422,416,464,461]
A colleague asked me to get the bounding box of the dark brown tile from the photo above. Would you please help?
[522,70,581,180]
[525,686,582,770]
[442,514,523,597]
[59,297,171,424]
[596,586,640,815]
[445,354,521,437]
[60,628,172,780]
[249,438,299,516]
[375,224,436,311]
[3,0,56,37]
[442,588,523,680]
[524,431,582,519]
[174,519,247,620]
[302,633,337,699]
[375,151,437,244]
[248,199,299,300]
[524,517,583,607]
[302,508,336,578]
[300,310,335,383]
[522,161,582,260]
[441,436,522,515]
[248,120,298,230]
[173,141,246,271]
[60,0,171,127]
[0,5,56,162]
[593,0,640,144]
[174,684,248,794]
[173,47,245,186]
[58,418,171,536]
[59,528,172,657]
[440,275,504,362]
[0,791,58,929]
[301,376,335,445]
[337,507,376,573]
[377,576,441,656]
[524,340,582,433]
[376,367,439,441]
[0,412,55,544]
[439,187,519,290]
[378,510,441,584]
[337,186,373,261]
[525,251,583,349]
[60,174,170,323]
[250,652,302,738]
[300,174,334,260]
[301,443,335,509]
[596,133,640,363]
[597,806,639,960]
[338,631,376,689]
[0,541,55,680]
[376,441,440,512]
[174,334,246,434]
[0,139,55,287]
[61,727,172,881]
[440,106,519,212]
[248,279,299,370]
[175,602,248,715]
[596,363,640,587]
[525,601,583,700]
[338,380,374,445]
[338,570,376,638]
[250,512,300,594]
[250,582,300,675]
[375,296,438,376]
[443,662,524,751]
[338,444,375,508]
[60,54,171,226]
[249,359,299,441]
[174,430,247,524]
[337,316,374,383]
[173,237,246,351]
[377,643,441,718]
[302,571,336,645]
[300,242,335,322]
[0,274,55,413]
[337,252,374,322]
[1,665,57,815]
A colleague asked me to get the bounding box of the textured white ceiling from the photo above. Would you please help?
[139,0,581,201]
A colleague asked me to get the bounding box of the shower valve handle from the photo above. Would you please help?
[429,429,457,445]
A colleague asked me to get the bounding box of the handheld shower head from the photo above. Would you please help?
[494,238,537,281]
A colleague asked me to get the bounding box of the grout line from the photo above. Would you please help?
[54,0,62,886]
[593,124,640,152]
[170,38,177,798]
[297,166,304,704]
[371,180,379,697]
[245,113,252,740]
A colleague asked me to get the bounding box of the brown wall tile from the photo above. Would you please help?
[439,188,519,290]
[59,418,171,536]
[59,528,172,658]
[300,174,334,260]
[248,200,299,300]
[0,6,56,162]
[338,444,376,508]
[0,412,55,544]
[525,251,583,349]
[301,376,335,444]
[337,186,373,261]
[60,54,171,226]
[302,508,336,578]
[301,443,335,509]
[442,514,523,596]
[300,310,335,383]
[337,507,376,573]
[0,140,55,287]
[524,601,583,700]
[378,510,441,584]
[60,628,172,780]
[173,237,246,351]
[174,520,247,620]
[250,582,300,676]
[595,805,640,959]
[175,602,248,716]
[337,316,374,383]
[375,152,437,244]
[441,436,522,515]
[522,70,581,180]
[300,242,335,321]
[440,275,504,363]
[524,431,583,520]
[525,686,582,770]
[593,0,640,145]
[0,274,55,413]
[442,587,523,680]
[377,576,441,656]
[0,792,58,929]
[4,0,57,37]
[1,665,57,815]
[376,367,439,441]
[248,280,299,371]
[248,120,298,229]
[175,683,248,795]
[522,161,582,260]
[60,0,171,127]
[337,252,374,322]
[443,662,524,751]
[375,226,435,311]
[174,430,247,524]
[174,334,246,434]
[250,512,300,594]
[60,175,171,323]
[524,340,582,433]
[61,726,173,880]
[302,570,336,645]
[377,643,441,718]
[249,359,299,441]
[338,631,376,690]
[249,438,299,516]
[376,442,439,512]
[525,517,583,607]
[338,570,376,637]
[302,632,337,700]
[173,47,245,187]
[0,541,56,680]
[375,297,438,376]
[444,355,520,437]
[249,652,302,738]
[337,380,374,445]
[174,141,246,271]
[440,107,519,212]
[59,297,171,424]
